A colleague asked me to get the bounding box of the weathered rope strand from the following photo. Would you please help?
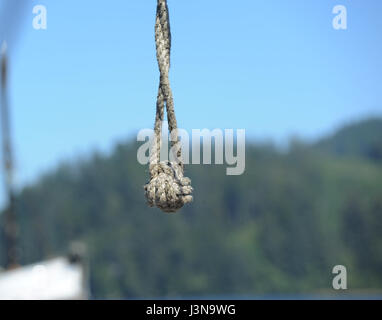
[144,0,193,213]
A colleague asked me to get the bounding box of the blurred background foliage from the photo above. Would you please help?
[1,117,381,299]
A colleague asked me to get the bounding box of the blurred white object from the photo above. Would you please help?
[0,257,88,300]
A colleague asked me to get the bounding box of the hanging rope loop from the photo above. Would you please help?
[144,0,193,213]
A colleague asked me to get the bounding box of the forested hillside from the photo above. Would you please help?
[1,118,382,298]
[315,118,382,161]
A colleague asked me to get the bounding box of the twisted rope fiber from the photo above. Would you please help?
[144,0,193,213]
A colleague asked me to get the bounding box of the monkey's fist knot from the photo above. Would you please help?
[144,161,193,213]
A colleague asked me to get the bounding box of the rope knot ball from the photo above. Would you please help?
[145,161,193,213]
[144,0,193,213]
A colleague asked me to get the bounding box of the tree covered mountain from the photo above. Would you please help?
[315,118,382,161]
[1,117,382,298]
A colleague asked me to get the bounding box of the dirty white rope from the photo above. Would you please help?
[144,0,193,213]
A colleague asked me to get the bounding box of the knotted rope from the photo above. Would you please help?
[144,0,193,213]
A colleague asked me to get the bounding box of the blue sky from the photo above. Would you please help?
[0,0,381,197]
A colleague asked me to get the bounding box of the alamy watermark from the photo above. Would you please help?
[137,125,246,176]
[332,265,348,290]
[32,4,347,31]
[33,5,47,30]
[333,5,347,30]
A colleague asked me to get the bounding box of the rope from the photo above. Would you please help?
[144,0,193,213]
